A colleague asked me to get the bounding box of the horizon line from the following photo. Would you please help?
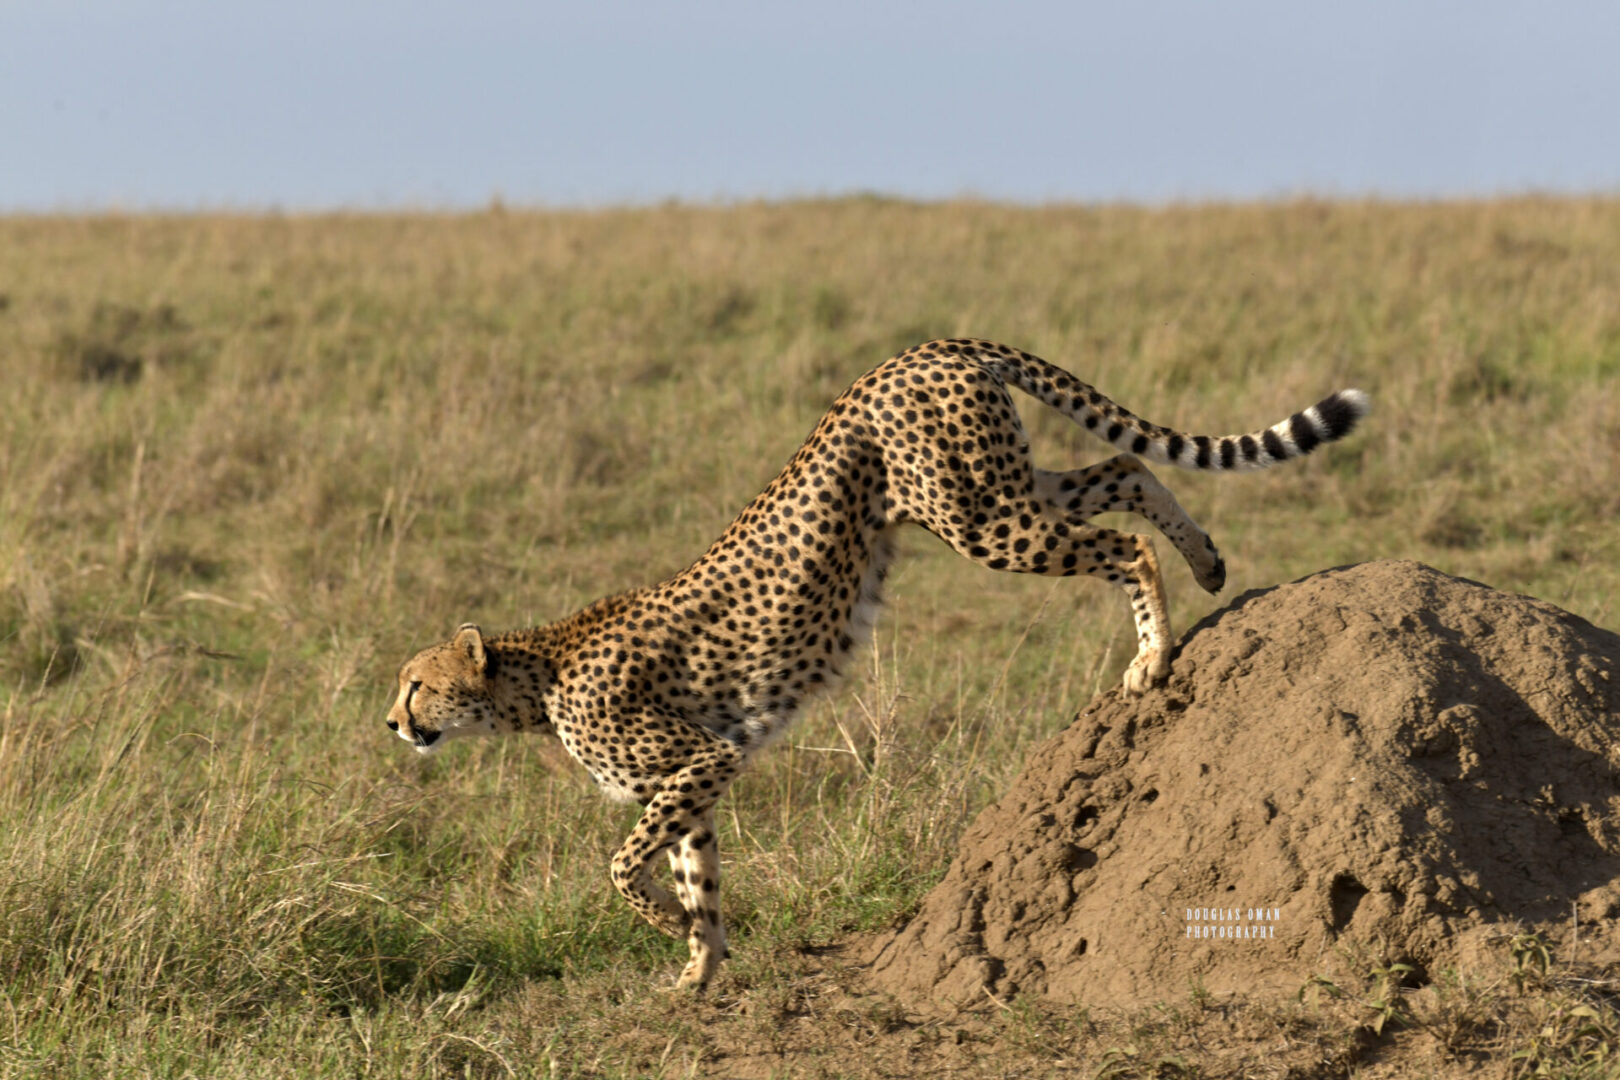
[6,185,1620,219]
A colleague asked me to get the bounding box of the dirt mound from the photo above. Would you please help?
[869,560,1620,1006]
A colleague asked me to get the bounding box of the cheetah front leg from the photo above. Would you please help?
[608,738,741,991]
[610,823,690,941]
[669,808,726,989]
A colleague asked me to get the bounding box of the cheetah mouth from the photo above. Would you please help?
[400,683,441,752]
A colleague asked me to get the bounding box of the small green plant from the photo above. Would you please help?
[1095,1044,1200,1080]
[1425,967,1502,1058]
[992,993,1092,1058]
[1364,962,1417,1036]
[1510,932,1554,992]
[1095,1044,1140,1079]
[1187,977,1213,1011]
[1297,972,1348,1005]
[1510,1002,1618,1078]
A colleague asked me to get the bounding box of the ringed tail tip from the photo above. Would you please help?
[1310,388,1372,442]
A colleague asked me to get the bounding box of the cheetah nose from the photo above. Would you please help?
[386,719,399,731]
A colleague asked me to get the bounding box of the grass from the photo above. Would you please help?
[1,197,1618,1077]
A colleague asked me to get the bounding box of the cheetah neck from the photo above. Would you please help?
[483,635,560,735]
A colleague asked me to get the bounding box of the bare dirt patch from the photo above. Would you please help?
[868,560,1620,1008]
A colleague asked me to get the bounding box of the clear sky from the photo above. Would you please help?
[5,1,1618,211]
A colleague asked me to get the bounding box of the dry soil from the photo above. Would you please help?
[869,560,1620,1007]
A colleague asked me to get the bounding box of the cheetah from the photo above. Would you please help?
[387,338,1369,990]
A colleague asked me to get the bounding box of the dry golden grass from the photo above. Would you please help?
[1,198,1618,1077]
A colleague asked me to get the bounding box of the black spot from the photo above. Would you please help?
[1130,434,1149,454]
[1218,438,1236,470]
[1105,423,1124,443]
[1192,435,1212,469]
[1239,434,1259,462]
[1166,434,1184,461]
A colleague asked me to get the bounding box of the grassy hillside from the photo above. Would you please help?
[1,199,1617,1077]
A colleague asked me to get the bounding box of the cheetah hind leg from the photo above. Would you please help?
[1034,455,1226,594]
[934,497,1177,696]
[1030,455,1225,694]
[1116,534,1173,696]
[923,458,1183,695]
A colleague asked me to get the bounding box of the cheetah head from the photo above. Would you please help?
[387,623,499,754]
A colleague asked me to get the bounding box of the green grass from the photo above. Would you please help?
[2,198,1619,1077]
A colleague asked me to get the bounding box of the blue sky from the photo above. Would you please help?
[5,1,1618,211]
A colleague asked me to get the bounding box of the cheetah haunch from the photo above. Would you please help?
[387,338,1369,990]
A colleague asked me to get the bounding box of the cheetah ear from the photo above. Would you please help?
[453,623,487,672]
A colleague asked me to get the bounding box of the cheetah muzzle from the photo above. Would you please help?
[386,338,1370,990]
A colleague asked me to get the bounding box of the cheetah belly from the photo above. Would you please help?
[842,526,896,673]
[718,526,898,757]
[553,728,650,803]
[588,773,649,804]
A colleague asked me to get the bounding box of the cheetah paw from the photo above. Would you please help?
[657,980,707,995]
[1121,650,1170,696]
[1194,546,1226,595]
[672,968,715,993]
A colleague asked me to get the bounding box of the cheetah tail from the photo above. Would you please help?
[986,347,1371,474]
